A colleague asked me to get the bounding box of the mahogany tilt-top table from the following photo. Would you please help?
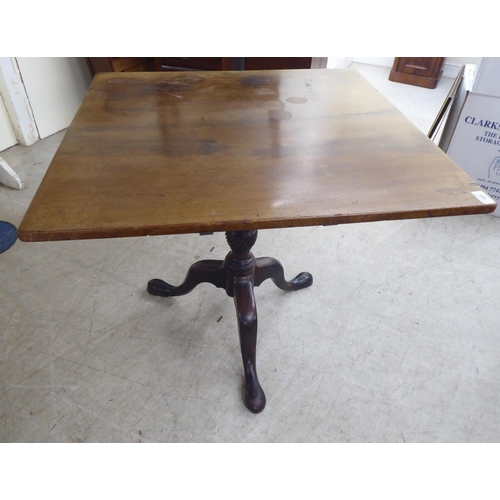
[19,69,496,413]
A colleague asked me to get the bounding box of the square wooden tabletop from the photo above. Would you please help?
[18,69,496,242]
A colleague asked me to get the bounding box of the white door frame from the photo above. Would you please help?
[0,57,40,147]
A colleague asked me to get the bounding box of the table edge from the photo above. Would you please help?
[17,202,497,242]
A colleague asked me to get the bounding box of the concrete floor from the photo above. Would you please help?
[1,64,499,443]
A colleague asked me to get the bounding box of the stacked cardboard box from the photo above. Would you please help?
[440,58,500,216]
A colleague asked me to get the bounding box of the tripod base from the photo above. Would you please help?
[147,230,313,413]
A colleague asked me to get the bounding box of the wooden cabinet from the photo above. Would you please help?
[86,58,155,77]
[86,57,317,77]
[389,57,445,89]
[155,58,244,71]
[155,57,314,71]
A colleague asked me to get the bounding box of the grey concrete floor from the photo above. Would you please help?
[1,64,499,443]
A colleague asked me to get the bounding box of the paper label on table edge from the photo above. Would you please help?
[471,191,496,205]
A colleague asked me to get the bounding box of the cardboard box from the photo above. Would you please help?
[472,57,500,98]
[446,93,500,215]
[439,60,500,216]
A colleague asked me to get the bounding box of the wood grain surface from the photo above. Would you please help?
[18,69,496,242]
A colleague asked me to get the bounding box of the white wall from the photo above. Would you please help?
[0,96,17,151]
[352,57,394,67]
[16,57,92,139]
[445,57,480,66]
[327,57,351,68]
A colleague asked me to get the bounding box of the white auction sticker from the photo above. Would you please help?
[471,191,496,204]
